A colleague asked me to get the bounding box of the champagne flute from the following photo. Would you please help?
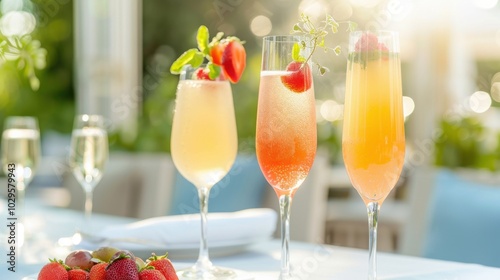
[1,116,41,244]
[171,65,246,279]
[69,114,108,231]
[256,35,317,279]
[342,31,405,279]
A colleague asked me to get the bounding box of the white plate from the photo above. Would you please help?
[22,274,38,280]
[129,238,262,260]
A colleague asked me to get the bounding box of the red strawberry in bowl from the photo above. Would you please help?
[68,268,90,280]
[139,268,167,280]
[281,61,312,93]
[106,251,139,280]
[147,253,178,280]
[38,259,69,280]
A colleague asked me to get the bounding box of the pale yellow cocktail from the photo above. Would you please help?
[171,79,237,189]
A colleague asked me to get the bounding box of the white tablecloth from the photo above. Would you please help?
[2,198,500,279]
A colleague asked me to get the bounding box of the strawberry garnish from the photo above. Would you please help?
[281,61,312,93]
[147,253,178,280]
[38,259,69,280]
[139,267,167,280]
[170,25,246,84]
[194,68,211,80]
[68,268,89,280]
[210,42,226,66]
[221,40,246,83]
[89,262,107,280]
[354,32,389,52]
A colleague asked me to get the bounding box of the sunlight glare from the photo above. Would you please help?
[473,0,498,9]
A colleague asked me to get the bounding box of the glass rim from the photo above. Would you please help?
[179,63,228,81]
[262,35,309,43]
[349,30,399,37]
[4,116,39,128]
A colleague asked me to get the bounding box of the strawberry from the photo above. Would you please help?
[106,252,139,280]
[355,33,388,52]
[147,253,178,280]
[281,61,312,93]
[38,259,69,280]
[89,262,107,280]
[210,42,226,66]
[221,40,246,83]
[194,67,211,80]
[68,268,90,280]
[139,268,167,280]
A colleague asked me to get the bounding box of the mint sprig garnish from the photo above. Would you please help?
[170,25,243,80]
[291,13,357,75]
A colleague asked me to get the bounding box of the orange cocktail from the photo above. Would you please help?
[342,31,405,280]
[342,46,405,205]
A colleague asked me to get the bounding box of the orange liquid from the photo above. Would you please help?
[342,54,405,205]
[256,72,317,197]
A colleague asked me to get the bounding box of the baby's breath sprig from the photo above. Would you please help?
[291,13,357,75]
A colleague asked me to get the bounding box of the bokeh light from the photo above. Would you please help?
[331,1,353,21]
[320,100,343,122]
[349,0,381,8]
[403,96,415,118]
[0,11,36,36]
[491,82,500,102]
[250,15,272,37]
[298,0,329,20]
[473,0,498,9]
[469,91,492,113]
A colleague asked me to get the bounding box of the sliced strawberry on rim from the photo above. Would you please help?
[221,40,246,83]
[281,61,312,93]
[210,42,226,66]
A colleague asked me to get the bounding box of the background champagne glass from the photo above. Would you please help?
[69,114,108,232]
[342,31,405,280]
[171,65,243,279]
[1,116,41,244]
[256,36,316,279]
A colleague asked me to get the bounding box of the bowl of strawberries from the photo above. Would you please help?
[29,246,178,280]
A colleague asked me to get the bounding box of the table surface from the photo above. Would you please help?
[2,197,500,280]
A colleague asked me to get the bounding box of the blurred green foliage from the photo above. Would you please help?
[0,0,347,165]
[434,116,500,171]
[0,0,75,137]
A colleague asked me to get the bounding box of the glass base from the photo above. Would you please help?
[176,265,254,280]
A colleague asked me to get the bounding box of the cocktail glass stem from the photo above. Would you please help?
[196,186,213,272]
[84,187,94,227]
[367,201,379,280]
[279,194,293,280]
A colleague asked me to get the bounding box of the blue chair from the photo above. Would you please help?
[421,169,500,267]
[168,155,269,215]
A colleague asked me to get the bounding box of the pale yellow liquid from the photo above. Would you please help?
[171,80,237,189]
[1,129,40,184]
[342,54,405,205]
[69,128,108,190]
